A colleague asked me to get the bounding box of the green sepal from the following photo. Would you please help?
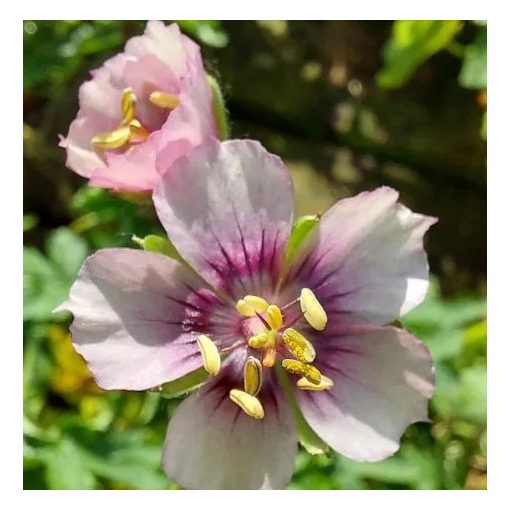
[285,214,320,264]
[132,234,180,261]
[207,74,230,141]
[157,367,210,399]
[277,366,331,456]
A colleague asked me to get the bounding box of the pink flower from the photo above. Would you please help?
[58,139,437,489]
[60,21,217,192]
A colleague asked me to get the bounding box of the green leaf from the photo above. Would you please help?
[377,20,462,89]
[23,247,68,321]
[23,214,38,232]
[43,438,96,490]
[132,234,180,260]
[459,28,487,89]
[47,227,88,279]
[159,367,209,399]
[285,214,320,263]
[177,20,229,48]
[207,74,230,140]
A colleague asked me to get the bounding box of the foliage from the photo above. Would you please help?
[377,21,462,89]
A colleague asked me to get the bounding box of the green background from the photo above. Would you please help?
[23,20,486,490]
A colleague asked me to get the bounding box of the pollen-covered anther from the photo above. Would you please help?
[149,90,180,110]
[300,288,328,331]
[120,88,137,125]
[196,334,221,376]
[236,295,269,317]
[282,359,322,385]
[128,120,150,143]
[266,305,283,330]
[244,356,263,396]
[296,374,334,391]
[282,328,316,363]
[229,389,265,419]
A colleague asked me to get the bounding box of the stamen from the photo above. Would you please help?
[236,295,269,317]
[121,88,137,125]
[248,331,271,349]
[282,359,322,385]
[196,334,221,376]
[300,288,328,331]
[262,347,276,368]
[282,328,316,363]
[266,305,283,330]
[91,125,131,149]
[296,375,334,391]
[149,90,180,110]
[229,389,264,419]
[244,357,263,396]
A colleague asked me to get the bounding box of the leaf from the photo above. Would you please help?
[377,20,462,89]
[46,227,88,279]
[159,367,209,399]
[43,438,96,490]
[459,28,487,90]
[23,247,68,321]
[176,20,229,48]
[207,74,230,140]
[285,214,319,263]
[132,234,180,260]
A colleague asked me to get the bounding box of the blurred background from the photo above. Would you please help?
[23,20,487,490]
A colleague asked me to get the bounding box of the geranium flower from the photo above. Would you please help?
[60,21,217,192]
[58,139,436,489]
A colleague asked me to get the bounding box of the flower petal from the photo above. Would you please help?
[294,325,434,462]
[161,353,297,489]
[288,187,437,325]
[125,21,198,77]
[153,139,294,297]
[57,248,235,390]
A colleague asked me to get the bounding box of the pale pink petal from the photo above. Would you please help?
[287,187,437,325]
[161,353,297,489]
[56,248,235,390]
[294,325,434,462]
[125,21,199,77]
[153,140,294,297]
[62,114,107,178]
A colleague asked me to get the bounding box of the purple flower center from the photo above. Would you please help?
[198,288,334,420]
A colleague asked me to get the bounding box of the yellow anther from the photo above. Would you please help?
[262,347,276,368]
[91,125,131,150]
[128,119,150,143]
[245,295,269,313]
[121,88,137,125]
[244,357,263,396]
[229,389,264,419]
[281,359,322,385]
[149,90,180,110]
[266,305,283,330]
[282,328,316,363]
[296,375,334,391]
[300,288,328,331]
[236,295,269,317]
[196,335,221,376]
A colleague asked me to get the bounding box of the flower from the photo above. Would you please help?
[58,139,437,489]
[60,21,217,192]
